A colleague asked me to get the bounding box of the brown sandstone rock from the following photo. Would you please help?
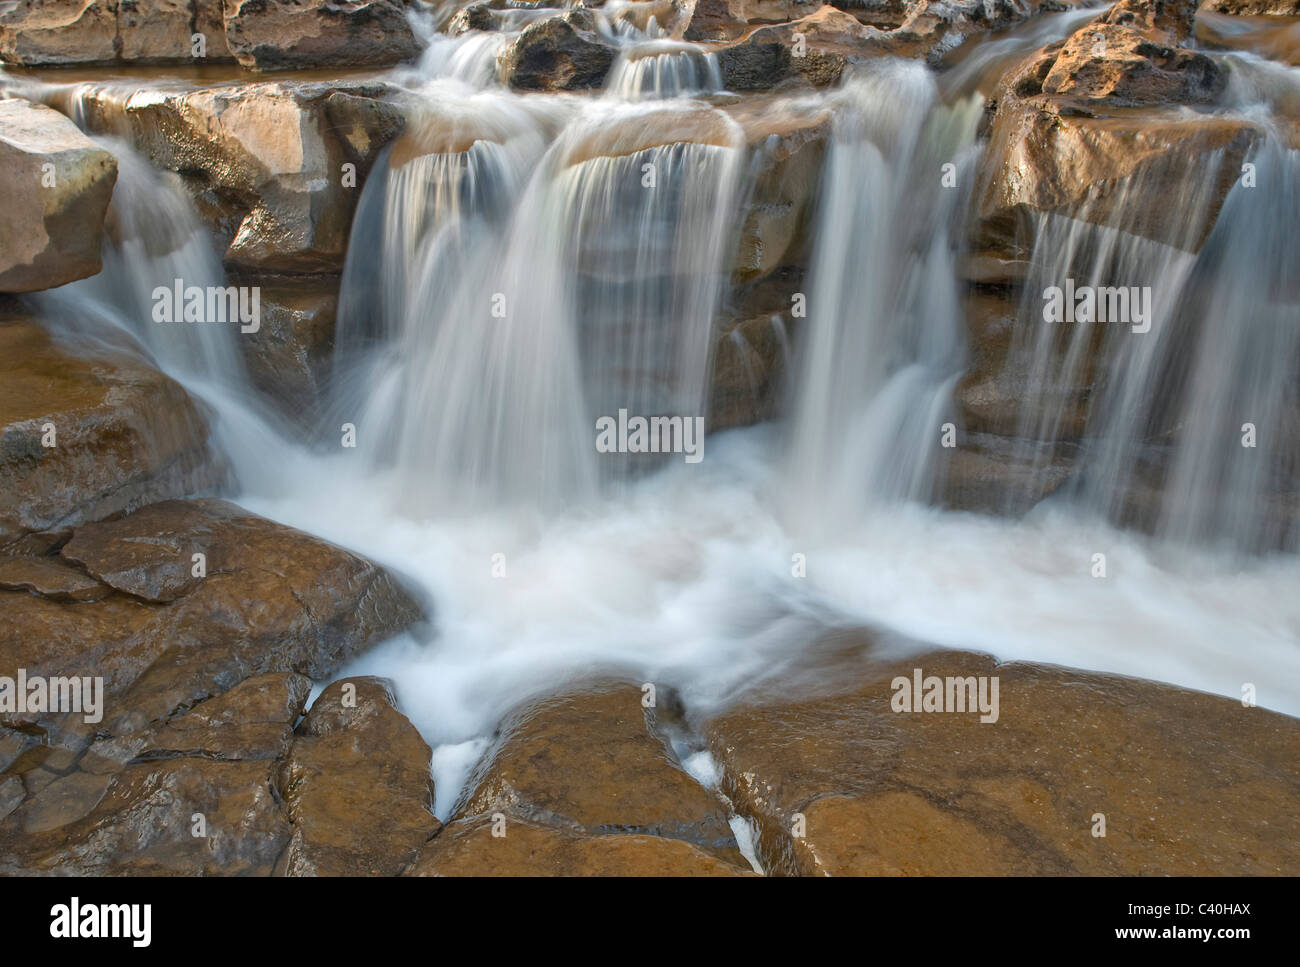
[0,0,119,66]
[0,99,117,294]
[72,80,406,274]
[0,498,423,730]
[238,279,338,421]
[0,319,219,552]
[704,646,1300,875]
[409,681,749,874]
[222,0,420,70]
[0,1,234,66]
[276,677,440,876]
[408,816,752,875]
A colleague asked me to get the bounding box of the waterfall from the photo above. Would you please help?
[781,61,984,535]
[604,41,722,101]
[1004,126,1300,556]
[34,137,248,394]
[334,96,744,513]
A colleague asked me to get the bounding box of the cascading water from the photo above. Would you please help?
[782,61,984,534]
[1000,82,1300,556]
[11,8,1300,820]
[334,90,744,510]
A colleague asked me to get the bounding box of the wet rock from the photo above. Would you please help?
[222,0,420,70]
[0,498,423,727]
[447,2,498,35]
[5,757,291,874]
[276,677,440,876]
[709,309,794,431]
[0,99,118,294]
[0,507,423,875]
[957,288,1095,442]
[716,7,888,89]
[0,319,220,553]
[408,816,752,875]
[501,11,619,91]
[410,681,748,874]
[73,79,407,274]
[239,279,338,422]
[0,555,112,603]
[730,101,831,282]
[705,645,1300,875]
[977,84,1253,249]
[939,431,1078,514]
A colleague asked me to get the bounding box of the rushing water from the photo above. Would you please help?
[17,9,1300,816]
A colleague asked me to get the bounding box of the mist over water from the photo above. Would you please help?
[23,14,1300,811]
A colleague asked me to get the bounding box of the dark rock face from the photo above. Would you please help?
[501,12,618,91]
[222,0,421,70]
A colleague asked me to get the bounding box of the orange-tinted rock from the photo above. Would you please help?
[407,816,752,876]
[705,646,1300,875]
[276,677,440,876]
[0,319,220,553]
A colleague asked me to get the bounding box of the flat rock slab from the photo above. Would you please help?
[704,647,1300,875]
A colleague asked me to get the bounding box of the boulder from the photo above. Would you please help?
[222,0,420,70]
[501,11,619,91]
[0,319,220,553]
[704,644,1300,875]
[0,100,118,294]
[276,677,440,876]
[716,6,888,89]
[72,79,407,274]
[239,279,339,422]
[0,498,423,730]
[408,681,750,873]
[976,17,1259,253]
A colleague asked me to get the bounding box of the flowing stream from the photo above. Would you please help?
[19,6,1300,816]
